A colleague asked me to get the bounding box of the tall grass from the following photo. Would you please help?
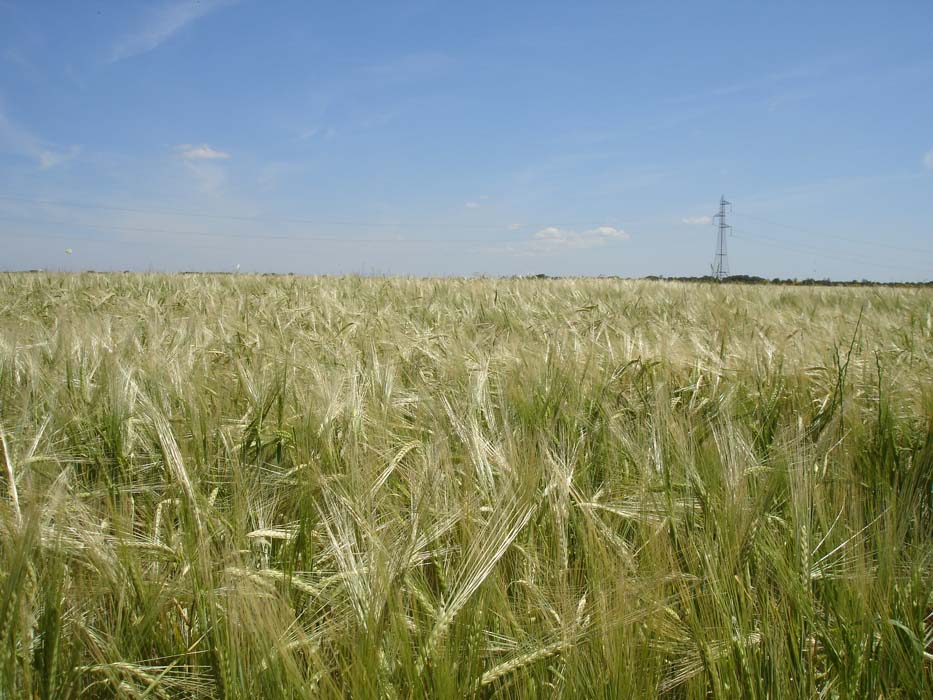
[0,272,930,698]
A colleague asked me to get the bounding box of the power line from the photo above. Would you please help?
[0,194,624,232]
[731,231,931,274]
[0,215,510,244]
[3,192,927,276]
[732,212,933,255]
[707,200,928,276]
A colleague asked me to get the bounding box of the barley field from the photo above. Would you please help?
[0,272,930,698]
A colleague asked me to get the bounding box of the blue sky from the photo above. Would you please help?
[1,0,931,279]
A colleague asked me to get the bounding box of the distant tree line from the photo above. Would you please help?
[517,273,931,287]
[17,270,933,286]
[639,275,933,287]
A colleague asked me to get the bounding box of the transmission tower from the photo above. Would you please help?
[711,195,731,280]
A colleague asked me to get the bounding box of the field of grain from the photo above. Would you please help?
[0,273,931,698]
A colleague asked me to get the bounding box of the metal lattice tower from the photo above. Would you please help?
[711,195,731,280]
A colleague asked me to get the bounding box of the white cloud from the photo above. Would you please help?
[176,143,230,160]
[533,225,629,249]
[487,225,629,256]
[465,201,481,209]
[534,226,563,241]
[111,0,235,62]
[924,149,933,170]
[0,107,80,169]
[682,215,712,225]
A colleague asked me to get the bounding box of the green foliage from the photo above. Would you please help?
[0,272,931,698]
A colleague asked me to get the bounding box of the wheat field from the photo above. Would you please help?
[0,272,930,698]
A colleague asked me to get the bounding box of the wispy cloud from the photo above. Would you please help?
[488,226,629,256]
[3,47,36,75]
[464,195,489,209]
[299,125,338,141]
[183,161,227,194]
[682,215,712,225]
[0,106,80,169]
[256,160,308,191]
[924,149,933,170]
[174,143,229,194]
[668,55,852,107]
[111,0,235,62]
[176,143,230,160]
[298,126,321,141]
[37,146,82,169]
[654,55,858,131]
[363,52,452,82]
